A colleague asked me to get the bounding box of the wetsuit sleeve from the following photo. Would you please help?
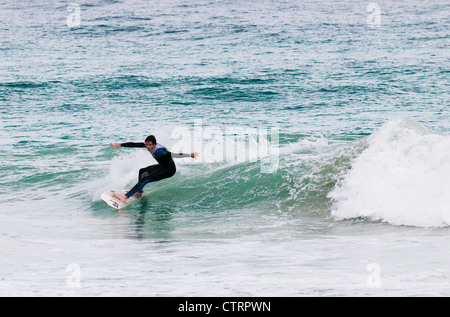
[171,153,191,158]
[121,142,146,148]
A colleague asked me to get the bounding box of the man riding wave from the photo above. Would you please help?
[110,135,198,202]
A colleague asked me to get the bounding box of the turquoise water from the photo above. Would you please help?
[1,0,449,296]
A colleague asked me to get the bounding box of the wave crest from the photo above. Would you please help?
[329,118,450,227]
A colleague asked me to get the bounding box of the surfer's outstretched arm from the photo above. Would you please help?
[110,142,146,149]
[172,152,199,159]
[110,143,197,158]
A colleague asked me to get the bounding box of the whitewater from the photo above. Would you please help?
[331,119,450,227]
[1,0,449,296]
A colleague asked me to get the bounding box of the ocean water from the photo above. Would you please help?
[1,0,449,296]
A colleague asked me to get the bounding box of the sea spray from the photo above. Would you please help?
[329,118,450,227]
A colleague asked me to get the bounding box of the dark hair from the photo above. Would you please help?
[145,135,156,144]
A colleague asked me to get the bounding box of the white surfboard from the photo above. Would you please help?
[100,190,138,210]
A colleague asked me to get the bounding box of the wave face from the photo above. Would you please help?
[330,119,450,227]
[92,133,339,215]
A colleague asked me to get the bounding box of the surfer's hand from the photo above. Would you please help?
[110,143,121,149]
[190,152,199,159]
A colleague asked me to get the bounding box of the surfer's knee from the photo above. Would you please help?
[140,171,150,180]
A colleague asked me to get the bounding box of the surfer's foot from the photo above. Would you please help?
[113,193,128,203]
[134,191,143,199]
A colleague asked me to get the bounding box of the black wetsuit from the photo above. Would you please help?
[121,142,179,198]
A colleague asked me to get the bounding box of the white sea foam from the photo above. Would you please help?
[330,118,450,227]
[90,150,155,201]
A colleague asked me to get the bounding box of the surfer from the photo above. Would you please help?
[110,135,198,202]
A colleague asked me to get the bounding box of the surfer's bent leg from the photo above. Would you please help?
[126,165,176,198]
[126,179,152,199]
[126,165,157,198]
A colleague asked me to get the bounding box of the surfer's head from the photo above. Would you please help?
[145,135,156,152]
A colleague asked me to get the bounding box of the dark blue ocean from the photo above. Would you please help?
[1,0,449,296]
